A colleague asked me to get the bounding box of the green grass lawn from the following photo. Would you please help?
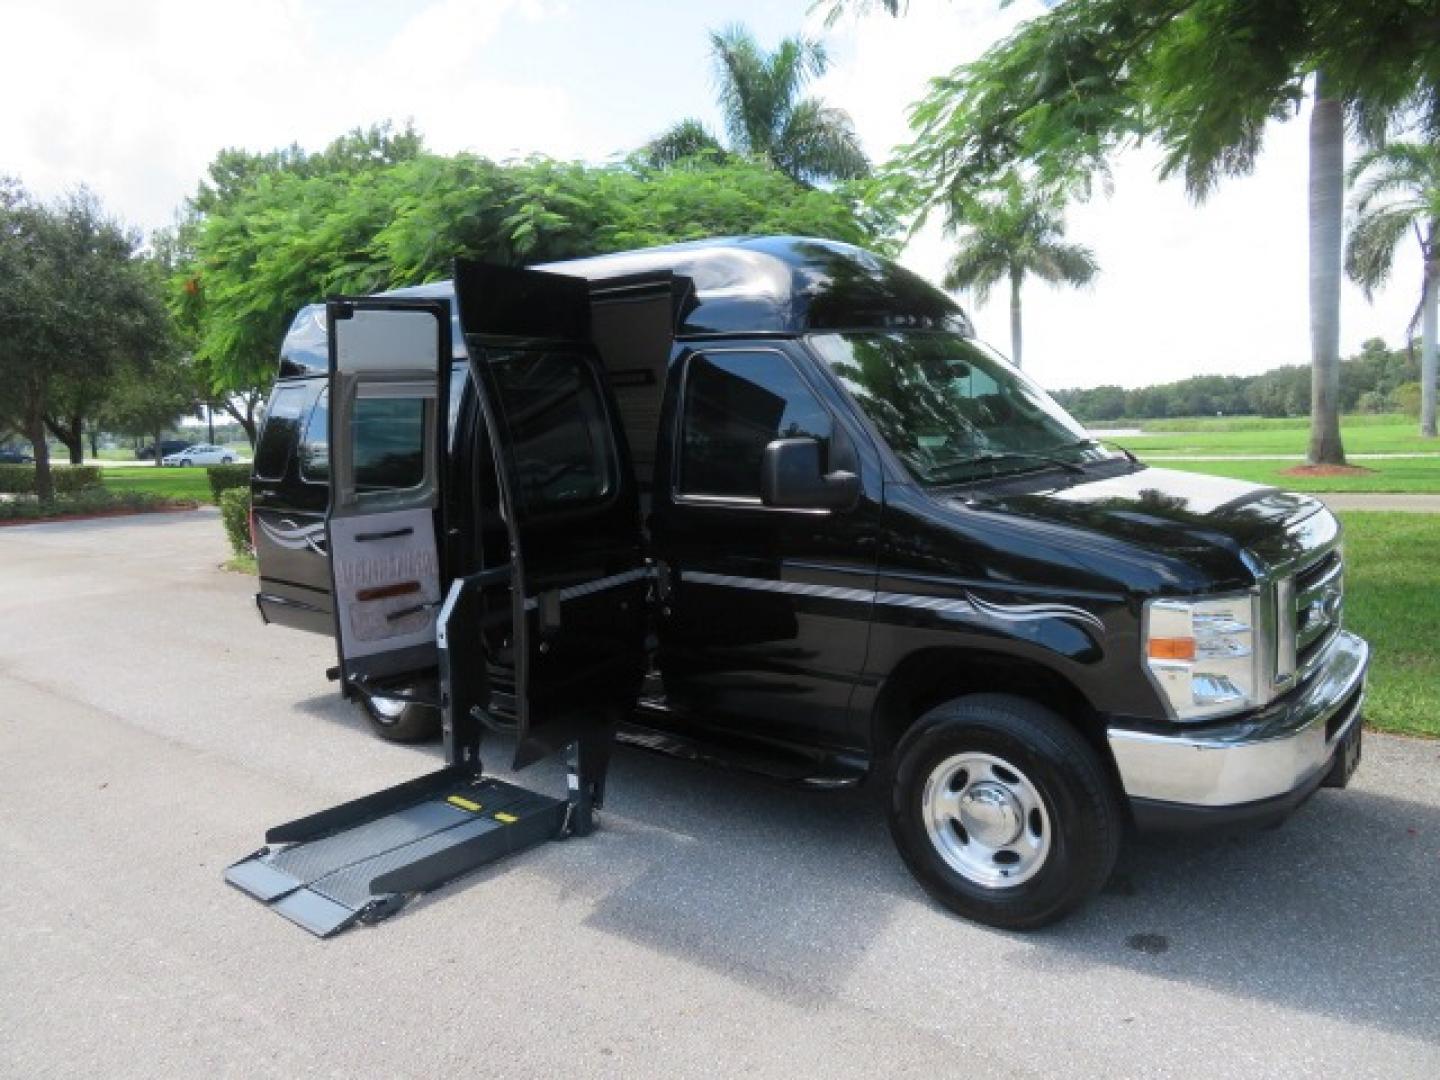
[100,465,216,502]
[1337,512,1440,738]
[1125,414,1407,434]
[1157,457,1440,492]
[1093,414,1440,492]
[1117,414,1438,457]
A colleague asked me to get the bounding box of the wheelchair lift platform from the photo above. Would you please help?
[225,766,567,938]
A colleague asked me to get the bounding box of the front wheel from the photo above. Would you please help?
[888,693,1121,930]
[359,691,439,742]
[222,456,235,465]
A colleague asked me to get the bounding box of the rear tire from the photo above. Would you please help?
[888,693,1121,930]
[360,691,440,743]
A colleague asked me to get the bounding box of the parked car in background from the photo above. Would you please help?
[163,444,235,466]
[0,449,35,464]
[136,439,192,461]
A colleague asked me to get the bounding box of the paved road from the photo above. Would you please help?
[3,511,1438,1079]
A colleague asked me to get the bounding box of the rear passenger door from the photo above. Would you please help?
[325,297,452,688]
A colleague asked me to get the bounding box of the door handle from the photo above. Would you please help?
[386,601,439,622]
[357,581,420,602]
[355,526,414,542]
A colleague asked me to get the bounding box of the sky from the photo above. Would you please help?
[0,0,1422,392]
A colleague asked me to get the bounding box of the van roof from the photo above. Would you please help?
[278,235,970,377]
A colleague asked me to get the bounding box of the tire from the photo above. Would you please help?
[888,693,1121,930]
[360,692,440,743]
[222,456,234,465]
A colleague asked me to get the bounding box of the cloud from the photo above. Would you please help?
[814,0,1420,389]
[0,0,588,232]
[2,0,1421,389]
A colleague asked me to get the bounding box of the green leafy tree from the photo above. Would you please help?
[1395,380,1423,417]
[1344,141,1440,437]
[866,0,1439,465]
[106,354,201,468]
[1052,337,1414,421]
[941,178,1097,369]
[646,24,869,185]
[173,122,424,445]
[174,138,893,419]
[0,182,171,499]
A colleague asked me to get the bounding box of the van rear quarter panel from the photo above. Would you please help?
[252,376,332,634]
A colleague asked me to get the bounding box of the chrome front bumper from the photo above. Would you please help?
[1108,631,1369,813]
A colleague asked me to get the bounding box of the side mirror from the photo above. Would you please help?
[760,437,859,510]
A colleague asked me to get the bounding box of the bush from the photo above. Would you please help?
[206,463,252,503]
[219,487,253,556]
[0,489,194,521]
[1357,389,1394,414]
[0,464,103,494]
[1395,381,1423,418]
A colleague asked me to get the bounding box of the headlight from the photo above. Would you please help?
[1144,593,1263,720]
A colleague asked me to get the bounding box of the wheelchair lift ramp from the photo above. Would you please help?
[225,766,565,937]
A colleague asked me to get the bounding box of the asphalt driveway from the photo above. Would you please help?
[1,509,1437,1078]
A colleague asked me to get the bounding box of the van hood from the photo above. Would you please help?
[958,465,1325,568]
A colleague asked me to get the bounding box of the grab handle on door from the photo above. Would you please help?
[386,601,439,622]
[355,526,414,543]
[357,581,420,602]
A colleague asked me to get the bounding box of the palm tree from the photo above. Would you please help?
[1345,140,1440,438]
[942,179,1098,369]
[645,24,869,186]
[1307,78,1348,463]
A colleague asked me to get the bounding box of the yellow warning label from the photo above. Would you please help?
[447,796,482,813]
[494,812,518,824]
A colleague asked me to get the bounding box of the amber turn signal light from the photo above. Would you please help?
[1147,637,1196,661]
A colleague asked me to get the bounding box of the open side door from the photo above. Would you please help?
[452,260,650,778]
[325,297,451,692]
[223,282,656,940]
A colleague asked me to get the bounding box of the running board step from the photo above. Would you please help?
[225,767,564,937]
[619,715,867,789]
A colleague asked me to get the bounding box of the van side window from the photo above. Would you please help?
[353,397,426,492]
[299,389,329,482]
[678,351,832,500]
[253,384,308,481]
[490,348,614,513]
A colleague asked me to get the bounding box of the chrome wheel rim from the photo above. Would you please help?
[368,696,407,722]
[922,751,1052,888]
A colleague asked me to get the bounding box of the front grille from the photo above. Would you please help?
[1294,547,1343,674]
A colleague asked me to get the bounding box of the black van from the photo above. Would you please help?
[247,236,1367,929]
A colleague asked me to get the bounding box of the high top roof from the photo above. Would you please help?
[278,235,970,376]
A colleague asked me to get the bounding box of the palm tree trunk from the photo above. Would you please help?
[1422,225,1438,439]
[1009,269,1023,369]
[1307,74,1346,465]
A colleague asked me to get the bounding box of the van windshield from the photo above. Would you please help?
[809,331,1108,485]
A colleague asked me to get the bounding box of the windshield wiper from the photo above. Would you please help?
[932,450,1086,480]
[1053,436,1139,464]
